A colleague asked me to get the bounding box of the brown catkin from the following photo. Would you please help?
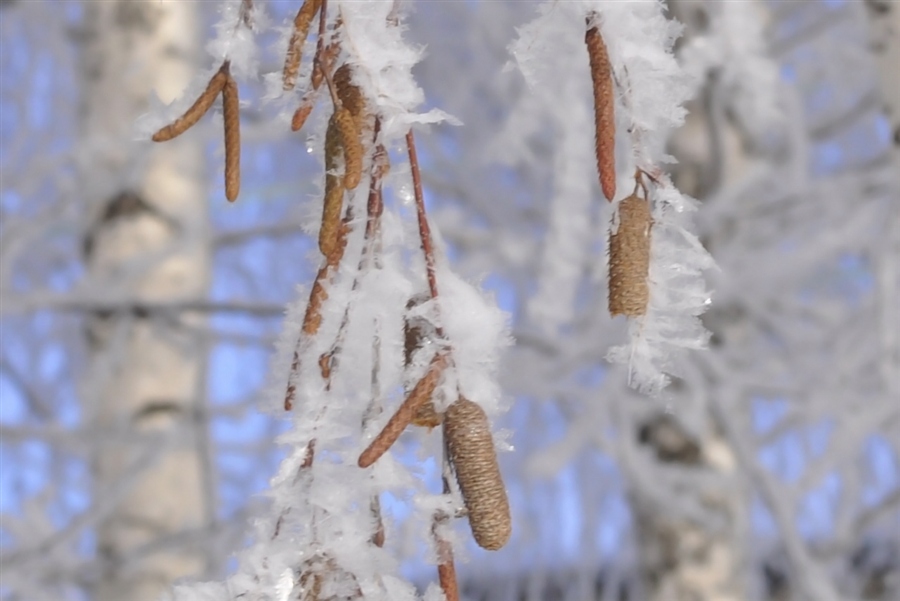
[334,108,363,190]
[334,64,366,121]
[282,0,322,91]
[404,294,443,429]
[319,114,344,260]
[302,265,331,336]
[444,397,511,551]
[291,101,315,132]
[222,69,241,202]
[311,41,340,91]
[151,68,227,142]
[585,19,617,202]
[358,353,447,468]
[608,194,652,317]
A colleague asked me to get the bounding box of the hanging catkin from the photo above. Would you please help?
[444,397,511,551]
[151,66,228,142]
[334,64,366,124]
[282,0,323,91]
[222,67,241,203]
[358,353,447,468]
[608,194,652,317]
[334,107,363,190]
[319,113,344,260]
[403,295,443,429]
[585,17,616,202]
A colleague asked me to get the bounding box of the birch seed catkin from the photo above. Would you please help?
[608,194,652,317]
[334,107,363,190]
[444,397,511,551]
[585,17,616,202]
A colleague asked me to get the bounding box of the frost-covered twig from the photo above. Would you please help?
[160,3,512,600]
[511,1,716,395]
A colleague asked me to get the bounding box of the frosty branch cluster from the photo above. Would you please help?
[151,1,511,600]
[510,1,716,395]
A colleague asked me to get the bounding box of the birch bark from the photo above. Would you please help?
[78,2,212,600]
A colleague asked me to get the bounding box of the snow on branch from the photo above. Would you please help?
[157,2,512,600]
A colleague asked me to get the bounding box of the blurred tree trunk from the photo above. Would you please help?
[78,2,212,600]
[865,0,900,404]
[626,3,753,600]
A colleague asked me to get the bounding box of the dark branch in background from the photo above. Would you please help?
[0,298,284,317]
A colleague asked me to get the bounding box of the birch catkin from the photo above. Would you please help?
[222,68,241,203]
[319,114,344,260]
[444,397,511,551]
[358,353,447,468]
[282,0,322,91]
[608,194,652,317]
[334,107,363,190]
[403,295,443,429]
[151,68,227,142]
[334,64,366,122]
[585,17,617,202]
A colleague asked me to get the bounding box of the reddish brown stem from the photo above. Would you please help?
[433,518,460,601]
[405,131,444,333]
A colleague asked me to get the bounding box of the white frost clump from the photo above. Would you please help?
[339,2,459,139]
[511,0,717,395]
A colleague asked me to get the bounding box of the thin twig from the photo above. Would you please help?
[406,131,442,322]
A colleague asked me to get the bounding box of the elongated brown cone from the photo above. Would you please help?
[404,294,443,429]
[319,114,344,260]
[444,397,511,551]
[358,353,447,468]
[282,0,323,91]
[608,193,652,317]
[222,69,241,202]
[585,18,616,202]
[334,107,363,190]
[302,265,331,336]
[151,67,228,142]
[334,64,366,120]
[311,41,341,91]
[291,98,315,132]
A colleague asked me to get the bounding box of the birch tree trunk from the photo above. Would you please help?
[625,3,755,600]
[78,2,212,600]
[865,0,900,404]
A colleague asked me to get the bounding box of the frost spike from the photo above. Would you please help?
[358,353,448,468]
[444,397,511,551]
[608,193,652,317]
[585,15,616,201]
[222,65,241,202]
[151,65,227,142]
